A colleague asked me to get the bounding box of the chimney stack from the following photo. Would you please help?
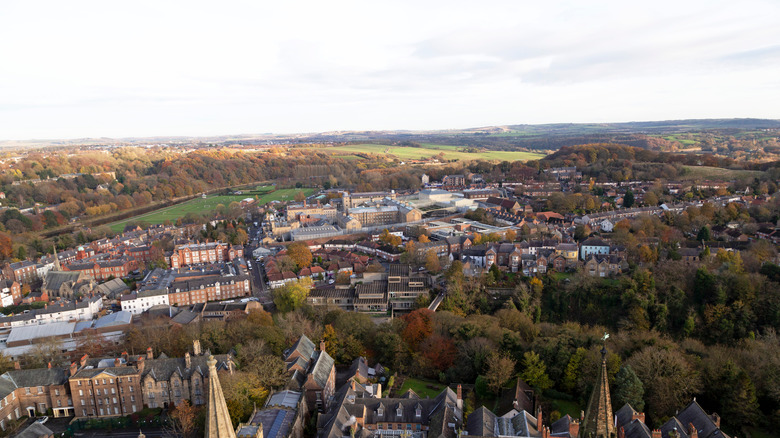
[70,362,78,377]
[536,405,543,429]
[632,412,646,424]
[193,340,202,356]
[146,347,153,360]
[13,361,20,370]
[185,352,191,369]
[114,358,121,367]
[652,430,662,438]
[456,384,462,410]
[80,354,89,368]
[122,351,129,362]
[137,356,145,372]
[688,423,698,438]
[710,413,720,428]
[47,362,52,369]
[320,339,326,352]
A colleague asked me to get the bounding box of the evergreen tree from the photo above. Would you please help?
[520,351,552,390]
[613,365,645,411]
[697,226,711,242]
[624,190,635,208]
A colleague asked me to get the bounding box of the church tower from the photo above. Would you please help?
[579,337,615,438]
[206,355,237,438]
[53,245,61,271]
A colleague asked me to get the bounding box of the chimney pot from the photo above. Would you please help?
[13,361,20,370]
[146,347,153,359]
[47,362,52,369]
[652,430,662,438]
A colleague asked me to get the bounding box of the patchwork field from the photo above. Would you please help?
[302,143,544,162]
[108,188,316,232]
[680,166,763,181]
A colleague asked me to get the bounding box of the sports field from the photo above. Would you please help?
[108,188,316,232]
[303,143,543,162]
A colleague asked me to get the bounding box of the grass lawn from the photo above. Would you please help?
[300,143,544,162]
[398,377,445,399]
[256,188,317,204]
[107,195,252,232]
[107,188,316,232]
[550,398,581,419]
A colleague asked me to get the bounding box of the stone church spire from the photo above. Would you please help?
[206,355,237,438]
[579,334,614,438]
[53,245,61,271]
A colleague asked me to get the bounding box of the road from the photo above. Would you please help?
[244,224,274,309]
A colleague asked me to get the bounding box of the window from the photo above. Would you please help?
[129,386,134,393]
[109,379,113,384]
[111,388,115,394]
[79,390,83,397]
[78,381,82,386]
[25,388,30,395]
[396,408,402,417]
[117,378,121,383]
[57,400,61,407]
[55,389,60,396]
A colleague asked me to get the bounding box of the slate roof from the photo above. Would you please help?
[466,406,496,437]
[43,271,84,290]
[308,351,335,388]
[16,422,55,438]
[285,335,316,363]
[318,385,461,438]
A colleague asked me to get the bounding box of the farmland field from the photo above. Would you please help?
[301,143,544,162]
[108,188,316,232]
[680,166,762,181]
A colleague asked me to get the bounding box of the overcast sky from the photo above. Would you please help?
[1,0,779,140]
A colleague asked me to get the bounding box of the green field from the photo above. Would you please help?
[397,378,445,399]
[303,143,544,162]
[107,188,316,232]
[680,166,763,181]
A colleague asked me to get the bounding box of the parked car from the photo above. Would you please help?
[36,416,49,424]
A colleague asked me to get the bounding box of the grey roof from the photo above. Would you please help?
[309,351,335,388]
[672,400,728,438]
[96,278,130,298]
[266,390,302,409]
[16,422,54,438]
[466,406,496,437]
[43,271,84,290]
[7,322,76,344]
[318,385,461,438]
[285,335,316,362]
[94,311,132,328]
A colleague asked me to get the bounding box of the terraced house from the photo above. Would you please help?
[0,366,73,430]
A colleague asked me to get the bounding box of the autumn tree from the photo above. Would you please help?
[627,346,700,422]
[425,250,441,273]
[271,278,312,312]
[485,352,516,395]
[287,242,313,269]
[0,232,12,260]
[294,191,306,202]
[221,371,270,427]
[418,234,430,243]
[401,308,434,351]
[167,400,202,438]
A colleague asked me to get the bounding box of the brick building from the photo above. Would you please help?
[168,242,242,269]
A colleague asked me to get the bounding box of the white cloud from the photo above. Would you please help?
[0,0,778,139]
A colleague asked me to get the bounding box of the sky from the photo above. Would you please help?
[1,0,779,140]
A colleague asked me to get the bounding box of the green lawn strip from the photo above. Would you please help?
[397,377,445,399]
[549,398,581,419]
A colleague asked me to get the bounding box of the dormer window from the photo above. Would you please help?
[377,407,384,416]
[397,407,402,417]
[416,407,421,417]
